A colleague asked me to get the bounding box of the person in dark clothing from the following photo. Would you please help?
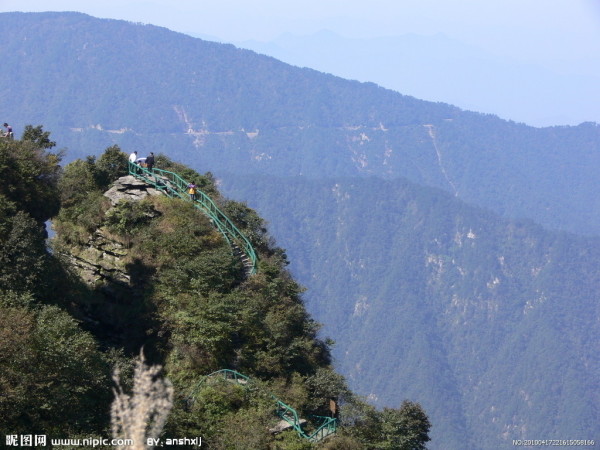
[2,123,13,139]
[146,152,155,171]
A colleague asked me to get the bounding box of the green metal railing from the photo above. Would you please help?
[128,161,257,274]
[188,369,338,443]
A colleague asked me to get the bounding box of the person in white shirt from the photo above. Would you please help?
[129,151,138,163]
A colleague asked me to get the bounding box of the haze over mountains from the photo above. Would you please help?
[231,30,600,127]
[3,12,600,236]
[1,12,599,449]
[221,174,600,449]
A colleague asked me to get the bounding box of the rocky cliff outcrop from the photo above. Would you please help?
[103,175,163,206]
[67,228,130,287]
[66,175,164,292]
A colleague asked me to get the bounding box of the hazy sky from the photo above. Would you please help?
[2,0,599,58]
[1,1,599,124]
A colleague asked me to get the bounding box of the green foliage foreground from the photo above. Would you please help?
[0,129,431,449]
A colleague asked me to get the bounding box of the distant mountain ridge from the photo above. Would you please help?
[220,173,600,449]
[233,30,600,127]
[1,12,599,236]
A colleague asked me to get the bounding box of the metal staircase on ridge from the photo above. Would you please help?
[127,161,257,275]
[187,369,338,443]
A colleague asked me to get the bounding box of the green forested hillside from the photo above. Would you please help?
[1,131,431,448]
[0,129,114,438]
[221,174,600,449]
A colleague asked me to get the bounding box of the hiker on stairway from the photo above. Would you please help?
[187,182,197,201]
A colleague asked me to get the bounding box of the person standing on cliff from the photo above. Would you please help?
[128,151,139,174]
[2,123,13,139]
[145,152,155,172]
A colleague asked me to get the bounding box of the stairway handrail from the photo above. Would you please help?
[189,369,337,442]
[128,162,257,274]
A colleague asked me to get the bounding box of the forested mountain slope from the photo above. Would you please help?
[0,12,599,235]
[221,174,600,449]
[1,135,432,448]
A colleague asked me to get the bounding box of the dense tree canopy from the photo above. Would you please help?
[0,127,61,223]
[0,130,114,439]
[1,131,431,448]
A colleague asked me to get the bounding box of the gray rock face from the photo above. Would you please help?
[268,419,307,435]
[67,229,130,287]
[68,175,164,290]
[104,175,163,205]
